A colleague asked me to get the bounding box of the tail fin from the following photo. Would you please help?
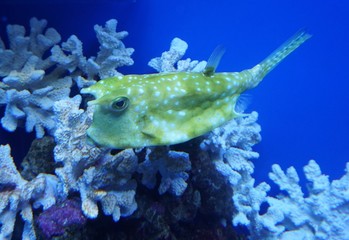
[257,29,311,79]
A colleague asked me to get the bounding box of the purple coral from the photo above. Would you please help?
[36,199,87,239]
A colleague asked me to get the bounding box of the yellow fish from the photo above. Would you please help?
[81,30,311,149]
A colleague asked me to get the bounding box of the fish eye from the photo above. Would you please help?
[110,97,129,112]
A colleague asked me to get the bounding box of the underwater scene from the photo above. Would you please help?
[0,0,349,239]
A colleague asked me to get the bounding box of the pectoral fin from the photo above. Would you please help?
[141,124,158,139]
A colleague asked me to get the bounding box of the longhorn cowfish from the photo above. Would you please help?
[81,30,311,149]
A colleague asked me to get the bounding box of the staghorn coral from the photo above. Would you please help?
[138,147,191,196]
[51,19,134,89]
[228,159,349,240]
[200,111,261,187]
[148,37,207,72]
[244,160,349,240]
[0,144,60,240]
[0,18,71,138]
[200,111,349,240]
[0,18,134,137]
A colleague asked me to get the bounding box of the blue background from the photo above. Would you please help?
[1,0,349,191]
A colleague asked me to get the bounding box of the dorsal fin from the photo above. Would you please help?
[203,45,226,77]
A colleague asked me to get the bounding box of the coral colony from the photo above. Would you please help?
[0,18,348,240]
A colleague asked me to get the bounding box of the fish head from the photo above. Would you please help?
[82,80,157,148]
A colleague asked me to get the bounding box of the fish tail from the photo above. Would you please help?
[252,29,311,81]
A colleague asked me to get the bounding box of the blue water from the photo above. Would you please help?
[1,0,349,190]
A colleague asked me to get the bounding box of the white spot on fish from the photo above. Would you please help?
[178,111,186,116]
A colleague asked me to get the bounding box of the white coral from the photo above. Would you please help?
[138,147,191,196]
[0,145,60,240]
[148,37,207,73]
[51,19,135,89]
[261,160,349,240]
[200,111,349,239]
[0,18,70,138]
[229,157,349,240]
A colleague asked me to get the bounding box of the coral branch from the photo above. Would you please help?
[0,145,60,240]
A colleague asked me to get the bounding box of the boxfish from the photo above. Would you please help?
[81,30,311,149]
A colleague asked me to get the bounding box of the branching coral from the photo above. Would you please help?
[138,147,191,196]
[0,18,134,137]
[51,19,134,88]
[200,112,349,240]
[200,111,261,186]
[0,18,70,138]
[229,160,349,240]
[251,160,349,240]
[0,144,60,240]
[148,37,207,72]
